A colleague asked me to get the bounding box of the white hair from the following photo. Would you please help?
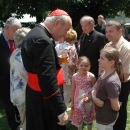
[44,15,69,25]
[80,16,95,25]
[5,17,22,28]
[14,27,31,48]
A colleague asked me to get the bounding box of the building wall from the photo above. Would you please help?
[105,12,130,24]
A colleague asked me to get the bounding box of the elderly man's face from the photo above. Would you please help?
[81,21,94,34]
[6,25,20,40]
[53,17,72,41]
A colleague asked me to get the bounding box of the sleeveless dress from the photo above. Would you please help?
[70,72,95,127]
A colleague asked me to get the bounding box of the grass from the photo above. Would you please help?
[0,98,11,130]
[67,96,130,130]
[0,96,130,130]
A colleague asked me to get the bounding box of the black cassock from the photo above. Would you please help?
[79,30,107,78]
[21,24,66,130]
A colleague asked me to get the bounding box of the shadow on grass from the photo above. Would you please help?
[0,97,130,130]
[0,98,11,130]
[0,115,11,130]
[66,121,87,130]
[66,120,77,130]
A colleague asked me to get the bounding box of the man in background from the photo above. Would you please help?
[105,20,130,130]
[79,15,107,78]
[0,17,22,130]
[94,14,106,35]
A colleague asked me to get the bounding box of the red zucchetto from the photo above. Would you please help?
[49,9,69,16]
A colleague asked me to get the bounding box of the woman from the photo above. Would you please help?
[10,27,31,130]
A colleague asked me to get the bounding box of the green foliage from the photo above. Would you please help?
[0,0,130,27]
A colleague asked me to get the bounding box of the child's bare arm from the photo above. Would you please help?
[71,75,76,109]
[92,97,104,107]
[91,73,96,86]
[110,98,120,111]
[91,82,97,98]
[84,73,96,102]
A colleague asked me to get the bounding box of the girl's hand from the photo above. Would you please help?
[93,97,104,107]
[84,96,88,102]
[119,102,122,107]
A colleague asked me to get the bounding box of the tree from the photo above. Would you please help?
[0,0,130,28]
[0,0,72,27]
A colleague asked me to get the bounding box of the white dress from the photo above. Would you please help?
[10,48,27,106]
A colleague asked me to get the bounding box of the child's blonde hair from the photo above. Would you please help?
[100,47,124,82]
[78,56,91,66]
[64,28,77,43]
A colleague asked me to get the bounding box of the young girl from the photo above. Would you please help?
[55,28,77,107]
[70,56,96,130]
[92,47,124,130]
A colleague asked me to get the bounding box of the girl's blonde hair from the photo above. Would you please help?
[101,47,124,82]
[64,28,77,43]
[78,56,91,66]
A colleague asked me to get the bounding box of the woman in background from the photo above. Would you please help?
[10,27,31,130]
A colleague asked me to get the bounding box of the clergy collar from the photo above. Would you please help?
[40,23,50,33]
[86,29,94,36]
[38,23,52,38]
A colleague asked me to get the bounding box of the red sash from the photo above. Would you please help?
[27,68,64,92]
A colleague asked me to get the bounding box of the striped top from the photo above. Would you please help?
[104,36,130,81]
